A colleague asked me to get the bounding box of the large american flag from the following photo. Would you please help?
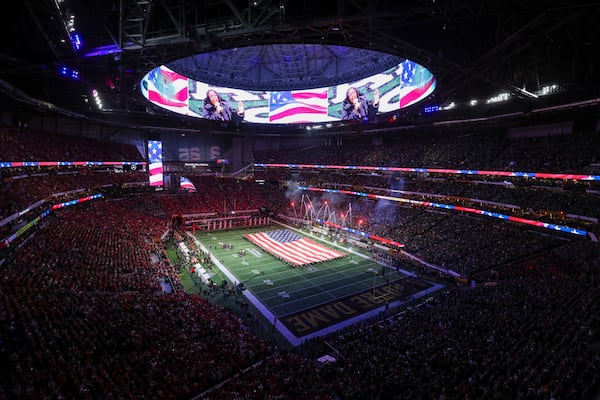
[244,229,345,266]
[269,89,329,123]
[148,140,163,187]
[142,66,189,113]
[398,60,436,109]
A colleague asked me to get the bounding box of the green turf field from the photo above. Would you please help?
[188,225,446,344]
[190,224,433,323]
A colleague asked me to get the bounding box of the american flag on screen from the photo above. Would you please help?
[180,176,196,192]
[398,60,436,109]
[244,229,345,266]
[142,66,189,112]
[148,140,163,187]
[269,89,328,123]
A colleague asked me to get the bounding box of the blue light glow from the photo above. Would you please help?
[70,32,83,51]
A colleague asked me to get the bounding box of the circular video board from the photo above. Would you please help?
[141,44,435,125]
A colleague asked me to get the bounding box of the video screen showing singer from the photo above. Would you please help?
[202,89,245,122]
[341,87,379,122]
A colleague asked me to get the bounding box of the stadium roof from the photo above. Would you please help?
[1,0,599,134]
[166,44,404,91]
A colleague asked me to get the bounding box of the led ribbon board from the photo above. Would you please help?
[300,186,588,237]
[0,161,146,169]
[254,163,600,182]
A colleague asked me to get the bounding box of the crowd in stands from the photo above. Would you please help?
[0,125,143,162]
[0,170,285,258]
[253,129,600,173]
[282,169,597,222]
[200,239,600,400]
[1,170,148,214]
[273,168,598,214]
[12,201,171,292]
[0,169,149,247]
[308,240,600,400]
[0,201,272,399]
[294,194,570,277]
[0,125,148,241]
[0,123,599,399]
[154,176,286,217]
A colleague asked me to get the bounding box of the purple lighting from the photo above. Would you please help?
[58,66,80,80]
[81,44,122,58]
[70,32,83,51]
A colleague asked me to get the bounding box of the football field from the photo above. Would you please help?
[190,223,445,345]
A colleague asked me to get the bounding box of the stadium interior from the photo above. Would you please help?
[0,1,599,399]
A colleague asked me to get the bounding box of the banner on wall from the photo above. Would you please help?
[180,176,197,192]
[148,140,164,187]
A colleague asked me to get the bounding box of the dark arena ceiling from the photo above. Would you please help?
[1,0,599,135]
[167,44,404,91]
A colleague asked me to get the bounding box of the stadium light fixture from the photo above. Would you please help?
[91,89,103,109]
[538,84,559,96]
[442,101,455,110]
[486,92,510,104]
[514,86,539,99]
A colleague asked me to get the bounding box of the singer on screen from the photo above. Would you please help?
[202,89,245,122]
[341,87,379,122]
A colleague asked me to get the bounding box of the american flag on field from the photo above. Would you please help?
[148,140,163,187]
[269,89,329,123]
[180,176,196,192]
[244,229,345,267]
[142,66,189,113]
[398,60,436,109]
